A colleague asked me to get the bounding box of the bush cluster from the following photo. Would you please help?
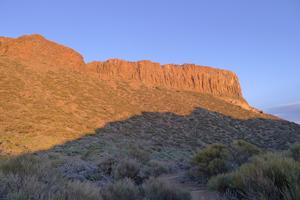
[0,155,102,200]
[208,153,300,200]
[102,177,191,200]
[191,140,262,181]
[0,155,190,200]
[192,144,231,178]
[191,140,300,199]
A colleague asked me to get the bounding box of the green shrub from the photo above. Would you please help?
[102,178,140,200]
[231,140,261,165]
[289,143,300,162]
[113,159,141,182]
[142,177,191,200]
[192,144,231,177]
[208,153,300,200]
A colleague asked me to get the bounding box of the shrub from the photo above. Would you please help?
[97,155,116,175]
[139,160,169,179]
[142,177,191,200]
[62,181,102,200]
[208,153,300,200]
[0,155,40,176]
[192,144,231,178]
[113,159,141,182]
[289,143,300,162]
[0,155,103,200]
[231,140,261,165]
[127,145,150,163]
[102,178,140,200]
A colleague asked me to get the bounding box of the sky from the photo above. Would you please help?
[0,0,299,122]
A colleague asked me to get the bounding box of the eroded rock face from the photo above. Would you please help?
[0,34,251,110]
[87,59,242,98]
[87,59,251,109]
[0,34,85,71]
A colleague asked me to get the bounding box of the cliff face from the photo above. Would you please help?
[0,34,250,109]
[87,59,243,99]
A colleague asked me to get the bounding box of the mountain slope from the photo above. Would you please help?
[0,34,299,155]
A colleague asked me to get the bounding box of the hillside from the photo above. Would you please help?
[1,34,300,199]
[1,34,288,155]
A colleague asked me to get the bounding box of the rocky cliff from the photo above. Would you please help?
[87,59,243,98]
[0,34,251,110]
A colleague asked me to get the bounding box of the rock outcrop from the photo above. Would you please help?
[87,59,252,110]
[0,34,85,71]
[87,59,242,98]
[0,34,251,110]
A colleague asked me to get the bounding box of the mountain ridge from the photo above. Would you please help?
[0,34,252,110]
[1,34,290,155]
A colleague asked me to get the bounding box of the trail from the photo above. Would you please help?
[160,173,218,200]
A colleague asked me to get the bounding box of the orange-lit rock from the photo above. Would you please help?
[0,34,252,110]
[87,59,251,110]
[0,34,85,71]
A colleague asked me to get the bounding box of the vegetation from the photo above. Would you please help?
[189,141,300,199]
[190,140,262,181]
[289,143,300,162]
[142,177,191,200]
[0,155,102,200]
[112,158,142,183]
[102,178,140,200]
[230,139,262,165]
[192,144,231,178]
[208,153,300,200]
[1,50,300,199]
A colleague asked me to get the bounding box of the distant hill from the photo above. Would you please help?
[266,103,300,124]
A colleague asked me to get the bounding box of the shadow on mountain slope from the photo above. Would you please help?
[0,56,276,155]
[28,107,300,183]
[0,107,299,200]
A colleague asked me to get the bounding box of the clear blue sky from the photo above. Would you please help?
[1,0,299,111]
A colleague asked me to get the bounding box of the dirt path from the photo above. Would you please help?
[160,173,218,200]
